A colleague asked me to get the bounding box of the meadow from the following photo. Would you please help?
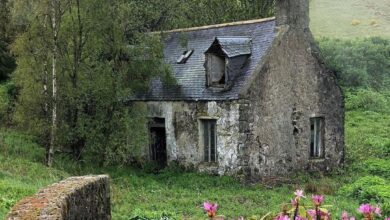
[310,0,390,38]
[1,0,390,219]
[1,89,389,219]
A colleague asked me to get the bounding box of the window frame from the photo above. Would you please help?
[200,119,218,163]
[205,53,227,88]
[310,117,325,159]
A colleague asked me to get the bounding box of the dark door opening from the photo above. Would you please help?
[149,118,167,169]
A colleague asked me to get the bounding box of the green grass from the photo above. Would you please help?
[1,90,390,219]
[0,130,363,219]
[310,0,390,38]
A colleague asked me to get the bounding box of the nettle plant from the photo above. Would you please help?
[203,190,389,220]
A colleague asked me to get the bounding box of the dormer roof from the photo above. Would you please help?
[205,37,252,58]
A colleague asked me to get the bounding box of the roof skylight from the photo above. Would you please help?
[176,49,194,64]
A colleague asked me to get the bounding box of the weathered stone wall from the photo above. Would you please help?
[6,175,111,220]
[238,25,344,180]
[143,101,241,175]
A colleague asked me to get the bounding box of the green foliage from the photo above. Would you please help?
[0,131,361,220]
[0,0,16,81]
[360,159,390,178]
[0,41,16,81]
[345,109,390,163]
[338,176,388,203]
[318,37,390,90]
[345,89,390,113]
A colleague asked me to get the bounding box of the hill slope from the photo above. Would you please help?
[310,0,390,38]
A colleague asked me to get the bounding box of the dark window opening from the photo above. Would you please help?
[202,119,217,162]
[149,118,167,168]
[177,49,194,64]
[310,117,325,158]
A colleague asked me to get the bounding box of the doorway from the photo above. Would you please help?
[149,118,167,168]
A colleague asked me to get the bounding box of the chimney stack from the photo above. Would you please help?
[275,0,310,29]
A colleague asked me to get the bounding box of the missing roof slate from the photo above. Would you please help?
[176,49,194,64]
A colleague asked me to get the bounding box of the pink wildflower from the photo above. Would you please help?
[291,198,298,207]
[358,204,374,214]
[294,189,305,199]
[342,211,356,220]
[311,195,324,206]
[275,214,291,220]
[295,216,307,220]
[374,206,381,216]
[203,202,218,218]
[307,209,316,219]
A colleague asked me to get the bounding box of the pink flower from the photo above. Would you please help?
[342,211,349,220]
[311,195,324,206]
[203,202,218,218]
[294,189,305,199]
[291,199,298,207]
[374,206,381,216]
[307,209,316,219]
[342,211,356,220]
[295,216,307,220]
[358,204,374,214]
[275,214,290,220]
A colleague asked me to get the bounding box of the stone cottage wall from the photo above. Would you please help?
[6,175,111,220]
[143,101,241,175]
[238,26,344,180]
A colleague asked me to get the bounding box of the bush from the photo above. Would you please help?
[318,37,390,90]
[361,159,390,178]
[338,176,389,206]
[345,89,389,113]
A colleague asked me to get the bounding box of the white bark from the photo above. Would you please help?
[48,0,58,167]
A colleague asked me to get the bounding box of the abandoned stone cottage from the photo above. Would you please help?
[129,0,344,179]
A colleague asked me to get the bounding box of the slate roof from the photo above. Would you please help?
[206,37,252,58]
[131,17,276,101]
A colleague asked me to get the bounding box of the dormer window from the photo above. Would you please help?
[177,49,194,64]
[206,54,226,86]
[204,37,252,89]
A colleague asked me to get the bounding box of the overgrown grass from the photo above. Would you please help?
[1,89,389,219]
[0,130,361,219]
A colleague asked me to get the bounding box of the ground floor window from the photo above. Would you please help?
[201,119,217,162]
[310,117,325,158]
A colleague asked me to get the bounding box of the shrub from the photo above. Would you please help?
[338,176,389,207]
[361,159,390,178]
[318,37,390,90]
[345,89,389,113]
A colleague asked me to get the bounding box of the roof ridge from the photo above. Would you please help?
[161,17,275,33]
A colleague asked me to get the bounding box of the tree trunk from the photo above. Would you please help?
[47,0,59,167]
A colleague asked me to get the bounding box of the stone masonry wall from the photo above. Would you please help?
[6,175,111,220]
[238,25,344,180]
[144,101,241,175]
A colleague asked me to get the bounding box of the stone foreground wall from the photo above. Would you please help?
[6,175,111,220]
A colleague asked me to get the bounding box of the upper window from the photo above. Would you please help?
[201,119,217,162]
[204,37,252,89]
[205,54,226,86]
[310,117,325,158]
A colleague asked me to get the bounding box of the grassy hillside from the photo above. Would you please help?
[1,89,390,219]
[310,0,390,38]
[0,130,367,219]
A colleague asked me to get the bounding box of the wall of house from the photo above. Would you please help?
[140,101,241,175]
[239,27,344,180]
